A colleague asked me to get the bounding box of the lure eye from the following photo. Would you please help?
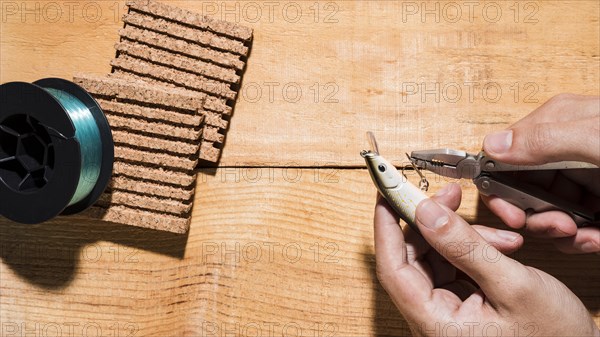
[378,164,386,172]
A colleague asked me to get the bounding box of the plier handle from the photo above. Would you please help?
[410,149,599,227]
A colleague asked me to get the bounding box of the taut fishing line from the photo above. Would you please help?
[0,78,114,224]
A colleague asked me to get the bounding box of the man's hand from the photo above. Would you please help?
[482,94,600,253]
[374,183,600,336]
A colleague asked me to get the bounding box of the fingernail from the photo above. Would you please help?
[496,229,519,242]
[434,184,452,197]
[417,199,449,230]
[484,130,513,154]
[579,241,600,253]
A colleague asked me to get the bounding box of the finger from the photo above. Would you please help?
[480,195,527,229]
[374,196,404,267]
[423,183,462,287]
[425,225,523,287]
[524,211,578,238]
[403,225,429,264]
[415,198,530,306]
[460,289,487,315]
[425,249,455,287]
[431,183,462,211]
[373,196,434,319]
[404,183,463,263]
[429,192,525,252]
[553,227,600,254]
[483,117,600,166]
[471,225,524,254]
[481,194,579,238]
[510,94,600,128]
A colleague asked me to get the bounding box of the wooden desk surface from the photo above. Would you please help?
[1,1,598,336]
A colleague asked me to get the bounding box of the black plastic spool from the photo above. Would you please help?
[0,78,114,224]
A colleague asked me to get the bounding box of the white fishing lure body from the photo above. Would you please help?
[361,132,428,231]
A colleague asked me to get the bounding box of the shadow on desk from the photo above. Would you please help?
[357,247,410,336]
[0,217,188,289]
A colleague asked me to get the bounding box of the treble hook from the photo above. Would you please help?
[404,153,429,192]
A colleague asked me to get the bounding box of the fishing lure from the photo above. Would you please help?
[361,132,429,232]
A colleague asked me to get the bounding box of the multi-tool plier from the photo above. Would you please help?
[409,149,600,227]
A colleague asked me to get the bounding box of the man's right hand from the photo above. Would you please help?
[481,94,600,254]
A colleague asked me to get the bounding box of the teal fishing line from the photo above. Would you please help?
[1,78,114,224]
[45,88,103,206]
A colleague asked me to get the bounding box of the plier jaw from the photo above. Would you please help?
[409,149,482,180]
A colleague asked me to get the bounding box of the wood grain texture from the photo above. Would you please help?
[2,169,598,336]
[1,1,599,336]
[2,1,598,166]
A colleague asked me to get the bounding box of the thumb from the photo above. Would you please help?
[482,117,600,165]
[415,198,530,307]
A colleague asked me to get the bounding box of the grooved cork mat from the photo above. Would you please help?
[74,74,203,233]
[71,1,252,233]
[112,0,252,162]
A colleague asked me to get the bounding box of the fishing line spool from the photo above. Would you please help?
[0,78,114,224]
